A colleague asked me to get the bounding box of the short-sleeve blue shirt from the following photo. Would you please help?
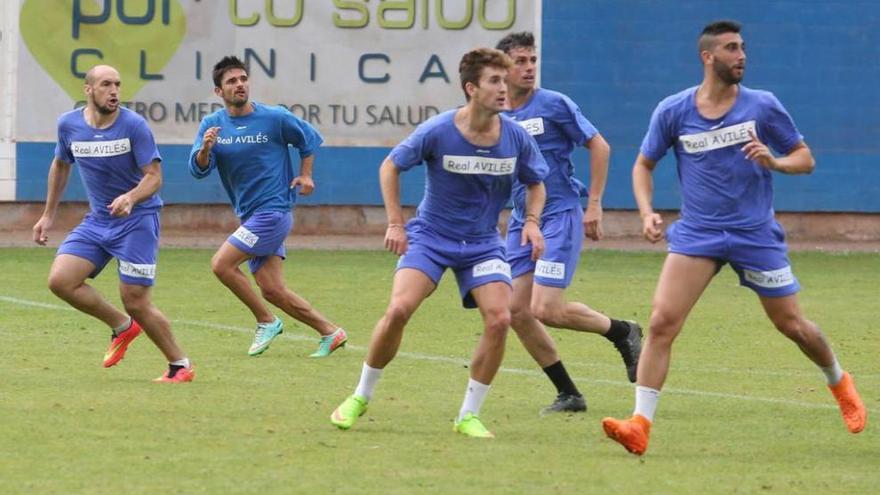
[55,107,162,219]
[504,88,598,220]
[389,110,548,241]
[188,103,323,220]
[640,85,803,229]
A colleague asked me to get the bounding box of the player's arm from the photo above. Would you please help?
[583,133,611,241]
[379,157,407,255]
[742,131,815,175]
[290,154,315,195]
[194,126,221,169]
[108,160,162,217]
[33,158,72,245]
[632,153,664,243]
[522,182,546,261]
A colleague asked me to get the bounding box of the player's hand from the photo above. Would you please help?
[642,212,664,243]
[584,200,604,241]
[384,223,408,255]
[32,216,53,245]
[290,175,315,195]
[521,220,545,261]
[108,193,134,217]
[201,126,221,152]
[741,130,778,170]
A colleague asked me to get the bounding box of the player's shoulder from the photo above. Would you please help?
[739,85,782,106]
[117,107,150,126]
[56,108,83,130]
[415,109,456,135]
[534,87,573,106]
[655,86,698,112]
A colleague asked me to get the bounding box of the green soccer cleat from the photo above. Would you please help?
[248,317,283,356]
[453,413,495,438]
[310,328,348,358]
[331,394,368,430]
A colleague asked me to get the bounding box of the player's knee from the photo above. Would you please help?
[258,284,285,305]
[210,254,230,279]
[773,314,808,341]
[121,294,150,317]
[531,300,562,327]
[648,308,682,342]
[484,308,511,336]
[47,274,73,299]
[385,302,414,326]
[509,304,532,328]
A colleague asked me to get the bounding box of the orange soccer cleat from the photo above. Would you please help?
[602,414,652,456]
[829,371,867,433]
[153,365,195,383]
[102,319,143,368]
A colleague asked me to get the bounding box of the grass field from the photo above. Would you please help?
[1,247,877,494]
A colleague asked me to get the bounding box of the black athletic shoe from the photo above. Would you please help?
[540,393,587,416]
[614,321,643,383]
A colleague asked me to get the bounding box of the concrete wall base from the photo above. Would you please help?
[2,202,879,244]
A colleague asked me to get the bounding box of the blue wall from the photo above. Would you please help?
[16,1,880,212]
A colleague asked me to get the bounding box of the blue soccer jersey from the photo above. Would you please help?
[188,103,323,220]
[640,85,804,229]
[504,88,598,220]
[55,107,162,219]
[389,110,548,241]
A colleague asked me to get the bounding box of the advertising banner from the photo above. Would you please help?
[17,0,540,146]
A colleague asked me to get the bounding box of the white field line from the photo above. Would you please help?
[0,295,859,411]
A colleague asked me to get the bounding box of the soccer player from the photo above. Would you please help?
[602,20,867,455]
[330,48,549,438]
[189,56,347,358]
[32,65,194,382]
[496,32,643,415]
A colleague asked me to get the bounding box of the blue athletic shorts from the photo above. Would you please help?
[57,212,160,286]
[506,207,584,288]
[228,210,292,274]
[666,219,800,297]
[397,218,511,309]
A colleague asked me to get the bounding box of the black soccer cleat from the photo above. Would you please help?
[540,392,587,416]
[613,321,643,383]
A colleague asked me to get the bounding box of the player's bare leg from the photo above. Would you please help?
[254,256,337,336]
[47,254,128,328]
[210,241,275,323]
[510,274,586,413]
[331,269,435,430]
[760,294,866,433]
[603,254,716,455]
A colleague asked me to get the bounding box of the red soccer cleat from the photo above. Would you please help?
[102,319,143,368]
[602,414,652,456]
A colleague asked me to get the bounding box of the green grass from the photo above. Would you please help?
[1,248,877,494]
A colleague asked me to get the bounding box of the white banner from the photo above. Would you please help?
[16,0,540,146]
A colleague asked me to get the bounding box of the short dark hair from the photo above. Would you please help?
[458,48,512,100]
[496,31,535,55]
[212,56,247,88]
[699,20,742,52]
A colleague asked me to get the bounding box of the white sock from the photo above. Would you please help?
[820,357,844,385]
[458,378,491,422]
[112,317,132,336]
[170,358,191,368]
[633,385,661,422]
[354,362,383,401]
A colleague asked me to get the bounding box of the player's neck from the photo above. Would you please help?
[455,105,500,146]
[225,101,254,118]
[83,105,119,129]
[695,78,738,119]
[697,77,738,104]
[508,86,534,110]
